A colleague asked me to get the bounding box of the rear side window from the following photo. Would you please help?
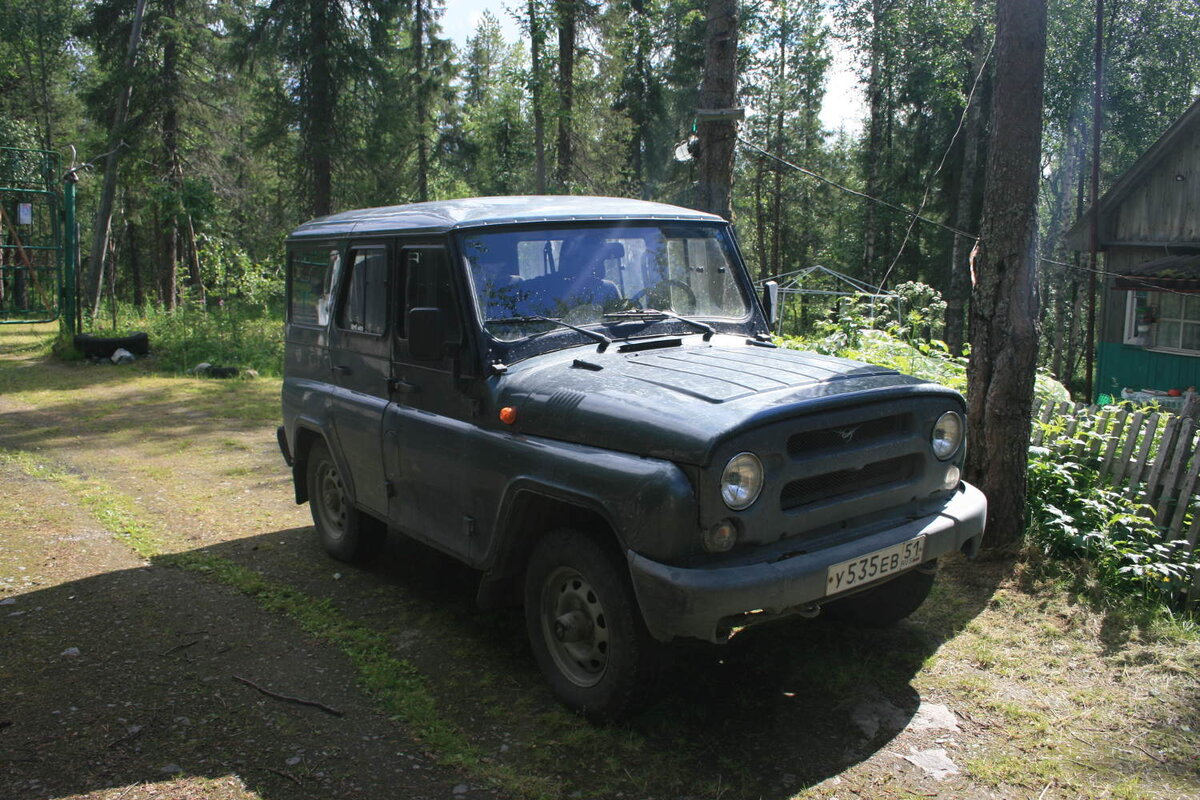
[289,245,340,326]
[337,248,388,335]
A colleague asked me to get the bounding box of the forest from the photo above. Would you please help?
[2,0,1199,395]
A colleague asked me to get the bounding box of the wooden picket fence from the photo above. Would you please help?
[1030,398,1200,602]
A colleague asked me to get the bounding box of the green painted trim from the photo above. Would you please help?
[1096,341,1200,400]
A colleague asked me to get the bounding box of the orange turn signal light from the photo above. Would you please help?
[499,406,518,425]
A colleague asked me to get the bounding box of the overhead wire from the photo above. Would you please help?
[878,33,997,291]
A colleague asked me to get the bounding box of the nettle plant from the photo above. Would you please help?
[1027,418,1200,608]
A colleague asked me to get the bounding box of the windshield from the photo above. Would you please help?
[458,224,752,342]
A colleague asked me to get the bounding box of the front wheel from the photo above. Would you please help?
[524,529,661,722]
[305,439,385,563]
[824,560,937,628]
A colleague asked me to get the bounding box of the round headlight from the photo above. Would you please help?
[720,452,763,510]
[932,411,963,460]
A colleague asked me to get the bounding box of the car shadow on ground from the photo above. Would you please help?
[2,518,1012,800]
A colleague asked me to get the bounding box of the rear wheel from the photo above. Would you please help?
[306,439,385,563]
[824,560,937,628]
[524,528,661,722]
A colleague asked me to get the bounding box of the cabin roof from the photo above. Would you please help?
[286,196,723,240]
[1066,95,1200,251]
[1112,253,1200,291]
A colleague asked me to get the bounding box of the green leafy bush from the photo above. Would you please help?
[778,326,1071,405]
[1026,429,1200,608]
[90,299,285,376]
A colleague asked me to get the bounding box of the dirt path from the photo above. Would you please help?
[1,324,1198,800]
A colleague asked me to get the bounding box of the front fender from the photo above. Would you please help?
[484,434,699,570]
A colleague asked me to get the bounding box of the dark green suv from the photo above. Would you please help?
[277,196,987,720]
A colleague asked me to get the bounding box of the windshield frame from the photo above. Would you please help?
[454,220,764,363]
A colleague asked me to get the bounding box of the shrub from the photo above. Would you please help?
[88,299,285,376]
[778,326,1071,405]
[1026,428,1200,609]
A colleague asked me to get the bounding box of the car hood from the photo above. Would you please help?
[492,336,956,465]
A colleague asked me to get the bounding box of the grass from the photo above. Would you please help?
[81,300,286,376]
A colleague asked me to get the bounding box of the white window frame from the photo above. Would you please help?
[1123,290,1153,346]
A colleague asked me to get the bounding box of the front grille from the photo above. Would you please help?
[787,413,911,457]
[780,454,920,511]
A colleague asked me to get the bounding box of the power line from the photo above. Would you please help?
[736,137,978,241]
[879,33,997,290]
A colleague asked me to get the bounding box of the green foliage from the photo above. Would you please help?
[777,306,1072,406]
[1026,433,1200,610]
[98,300,285,376]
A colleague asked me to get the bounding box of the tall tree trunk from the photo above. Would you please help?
[555,0,576,191]
[861,0,889,285]
[529,0,547,193]
[754,156,768,280]
[161,220,177,312]
[945,0,987,356]
[308,0,335,216]
[694,0,739,220]
[126,218,144,309]
[965,0,1047,549]
[1048,119,1085,380]
[1063,157,1087,388]
[630,0,649,198]
[772,112,782,275]
[162,0,181,306]
[87,0,148,317]
[186,215,205,304]
[414,0,429,202]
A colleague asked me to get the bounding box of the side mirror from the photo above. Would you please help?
[762,281,780,329]
[408,307,445,361]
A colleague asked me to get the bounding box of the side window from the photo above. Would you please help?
[405,248,460,342]
[337,248,388,335]
[289,245,340,326]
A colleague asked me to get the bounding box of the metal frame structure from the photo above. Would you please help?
[0,146,75,330]
[756,265,901,333]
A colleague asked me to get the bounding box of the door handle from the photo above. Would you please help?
[388,378,418,395]
[332,364,353,376]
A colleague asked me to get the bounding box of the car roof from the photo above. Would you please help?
[286,195,725,240]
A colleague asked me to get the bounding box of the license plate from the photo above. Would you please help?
[825,536,925,596]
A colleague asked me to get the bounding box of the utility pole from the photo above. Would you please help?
[1085,0,1104,401]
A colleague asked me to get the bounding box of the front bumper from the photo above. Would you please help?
[627,481,987,642]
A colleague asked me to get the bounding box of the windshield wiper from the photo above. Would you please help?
[602,309,715,340]
[487,315,612,352]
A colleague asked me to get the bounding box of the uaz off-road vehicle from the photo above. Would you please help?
[277,196,987,720]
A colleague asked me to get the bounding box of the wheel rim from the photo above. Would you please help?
[315,459,347,541]
[540,566,609,688]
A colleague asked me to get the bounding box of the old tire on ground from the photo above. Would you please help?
[73,332,150,358]
[824,560,937,628]
[524,528,661,722]
[305,439,385,563]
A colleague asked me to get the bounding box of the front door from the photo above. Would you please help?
[382,244,478,560]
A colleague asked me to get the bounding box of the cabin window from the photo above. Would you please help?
[1151,291,1200,353]
[1126,290,1200,352]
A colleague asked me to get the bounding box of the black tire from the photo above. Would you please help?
[524,528,661,722]
[824,560,937,628]
[73,332,150,358]
[305,440,385,563]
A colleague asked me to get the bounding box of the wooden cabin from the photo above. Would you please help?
[1068,96,1200,404]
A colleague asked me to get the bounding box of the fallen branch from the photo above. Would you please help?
[261,766,303,786]
[231,675,343,717]
[160,639,200,657]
